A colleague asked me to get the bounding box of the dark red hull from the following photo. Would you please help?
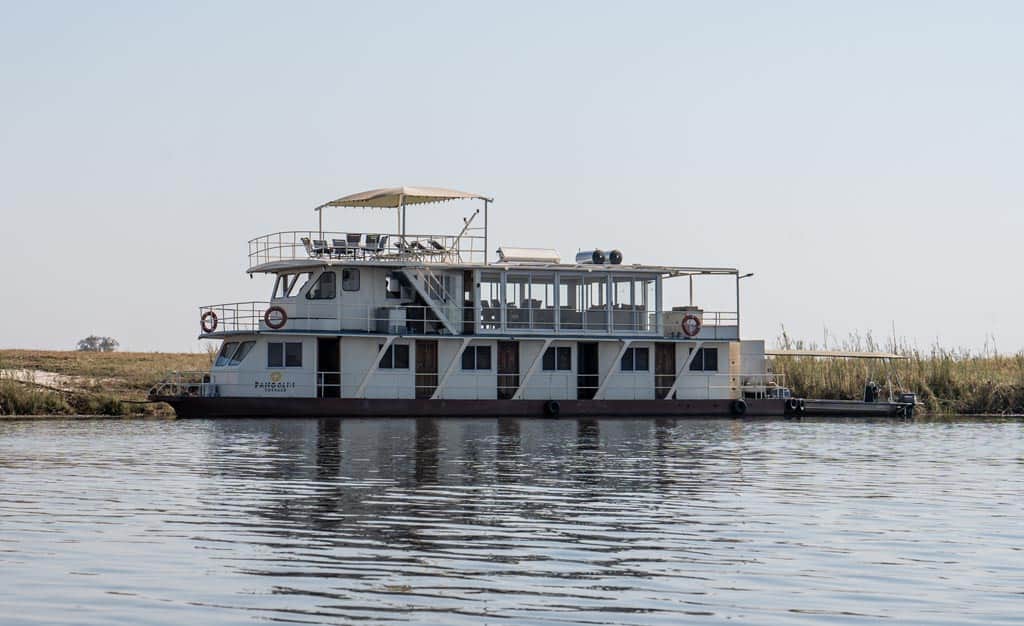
[154,396,914,419]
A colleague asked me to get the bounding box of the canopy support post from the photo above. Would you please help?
[483,199,489,265]
[400,194,406,244]
[318,208,323,240]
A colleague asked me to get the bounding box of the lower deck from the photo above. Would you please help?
[177,334,775,402]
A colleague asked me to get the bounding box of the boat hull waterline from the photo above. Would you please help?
[156,397,913,419]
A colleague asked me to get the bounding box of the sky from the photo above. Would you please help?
[1,1,1022,354]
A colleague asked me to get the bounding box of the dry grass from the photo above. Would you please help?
[772,328,1024,415]
[0,350,211,416]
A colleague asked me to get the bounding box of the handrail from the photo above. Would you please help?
[247,229,487,269]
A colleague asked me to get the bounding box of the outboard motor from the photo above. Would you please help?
[863,381,880,403]
[608,249,623,265]
[575,249,606,264]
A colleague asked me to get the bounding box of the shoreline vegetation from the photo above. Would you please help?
[1,339,1022,417]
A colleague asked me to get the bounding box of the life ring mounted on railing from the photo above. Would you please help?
[264,306,288,330]
[681,313,702,337]
[200,311,218,333]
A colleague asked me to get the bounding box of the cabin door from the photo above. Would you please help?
[577,342,599,400]
[655,343,676,399]
[415,340,439,399]
[317,337,340,398]
[497,341,519,400]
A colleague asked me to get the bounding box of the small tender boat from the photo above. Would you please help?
[151,186,915,418]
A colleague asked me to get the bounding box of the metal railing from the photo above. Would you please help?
[149,371,214,398]
[247,230,487,269]
[196,301,741,338]
[199,302,270,333]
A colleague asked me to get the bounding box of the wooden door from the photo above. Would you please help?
[497,341,519,400]
[655,342,676,399]
[415,340,439,399]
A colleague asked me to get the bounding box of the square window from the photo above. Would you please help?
[689,347,718,372]
[476,346,491,370]
[621,347,649,371]
[380,344,410,369]
[543,346,572,371]
[268,342,283,368]
[461,345,492,370]
[285,342,302,367]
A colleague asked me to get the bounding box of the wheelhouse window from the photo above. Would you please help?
[689,347,718,372]
[620,347,649,371]
[461,345,492,370]
[215,342,239,367]
[273,273,310,299]
[379,344,410,369]
[306,271,336,300]
[229,341,255,365]
[342,268,360,291]
[542,346,572,371]
[268,342,303,368]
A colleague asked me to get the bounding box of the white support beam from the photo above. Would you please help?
[593,339,633,400]
[431,337,472,400]
[663,341,703,400]
[354,336,396,399]
[511,338,553,400]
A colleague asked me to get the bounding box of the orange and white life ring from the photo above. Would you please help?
[681,313,702,337]
[264,306,288,330]
[200,311,218,333]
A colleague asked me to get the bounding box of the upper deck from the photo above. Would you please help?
[248,228,487,273]
[207,186,747,342]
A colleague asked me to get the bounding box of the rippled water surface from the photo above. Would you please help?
[1,418,1022,625]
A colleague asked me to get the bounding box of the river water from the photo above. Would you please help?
[0,418,1021,625]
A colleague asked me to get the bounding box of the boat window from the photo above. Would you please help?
[379,343,410,369]
[273,273,310,299]
[478,272,502,330]
[342,268,360,292]
[268,342,303,368]
[542,346,572,371]
[386,272,403,299]
[306,271,336,300]
[689,347,718,372]
[215,342,239,367]
[228,341,255,366]
[461,346,492,370]
[620,347,649,371]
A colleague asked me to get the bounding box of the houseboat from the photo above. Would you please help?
[151,186,915,418]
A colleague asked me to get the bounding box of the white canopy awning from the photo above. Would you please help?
[315,186,492,210]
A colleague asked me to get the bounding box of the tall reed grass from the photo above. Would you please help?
[772,328,1024,414]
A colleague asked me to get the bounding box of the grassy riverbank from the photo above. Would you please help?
[0,350,210,416]
[773,332,1024,415]
[3,343,1022,416]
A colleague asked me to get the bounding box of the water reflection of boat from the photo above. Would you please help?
[151,186,914,418]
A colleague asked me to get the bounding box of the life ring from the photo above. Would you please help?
[731,399,748,416]
[544,400,561,417]
[681,313,702,337]
[264,306,288,330]
[200,311,218,333]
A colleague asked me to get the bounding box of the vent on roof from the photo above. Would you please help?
[497,247,561,264]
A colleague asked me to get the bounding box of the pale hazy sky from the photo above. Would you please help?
[2,2,1022,353]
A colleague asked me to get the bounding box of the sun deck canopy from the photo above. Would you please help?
[315,186,492,210]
